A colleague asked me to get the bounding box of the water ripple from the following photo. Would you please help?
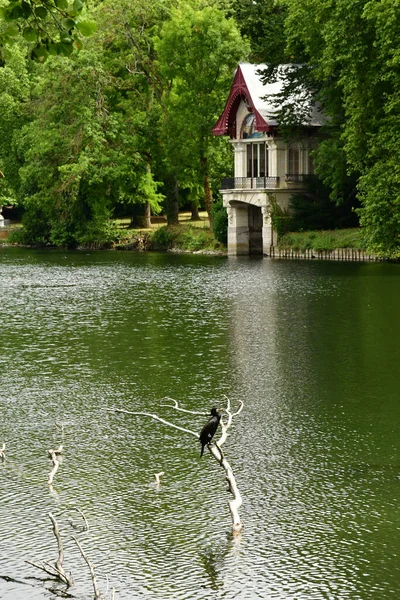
[1,249,400,598]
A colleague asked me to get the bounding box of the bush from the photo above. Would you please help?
[211,200,227,245]
[289,177,360,231]
[178,227,215,251]
[148,226,175,250]
[269,196,294,241]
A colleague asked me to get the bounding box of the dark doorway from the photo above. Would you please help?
[248,204,263,255]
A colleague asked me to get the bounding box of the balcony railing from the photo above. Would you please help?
[285,174,316,183]
[221,176,280,190]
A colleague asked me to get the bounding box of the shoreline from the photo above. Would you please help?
[1,241,388,262]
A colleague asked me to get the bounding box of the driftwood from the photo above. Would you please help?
[48,445,63,485]
[68,506,90,532]
[107,396,244,532]
[209,397,244,532]
[26,511,115,598]
[73,537,100,600]
[73,536,114,600]
[26,513,73,587]
[154,471,164,486]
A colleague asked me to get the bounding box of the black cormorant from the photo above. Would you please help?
[199,407,221,457]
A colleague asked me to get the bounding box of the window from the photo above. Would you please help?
[288,147,300,175]
[241,113,263,139]
[246,142,268,178]
[308,152,315,175]
[242,114,255,139]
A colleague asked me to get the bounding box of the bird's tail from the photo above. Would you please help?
[200,444,205,457]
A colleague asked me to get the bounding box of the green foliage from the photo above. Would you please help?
[0,45,30,205]
[289,177,359,232]
[357,140,400,258]
[148,225,175,250]
[269,196,294,241]
[13,44,163,246]
[154,2,249,218]
[228,0,287,64]
[211,199,227,245]
[0,0,96,62]
[280,0,400,256]
[147,223,221,252]
[178,226,213,251]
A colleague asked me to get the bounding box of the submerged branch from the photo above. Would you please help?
[106,407,199,438]
[73,537,100,600]
[155,471,164,486]
[26,513,73,587]
[107,398,244,533]
[160,397,206,416]
[48,445,63,485]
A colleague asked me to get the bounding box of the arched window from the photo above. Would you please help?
[241,114,256,139]
[241,113,263,139]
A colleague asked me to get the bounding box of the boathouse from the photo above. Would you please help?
[212,63,323,256]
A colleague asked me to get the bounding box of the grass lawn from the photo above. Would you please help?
[115,211,210,231]
[278,228,365,251]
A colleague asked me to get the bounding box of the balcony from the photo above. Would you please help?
[221,176,280,190]
[285,174,316,183]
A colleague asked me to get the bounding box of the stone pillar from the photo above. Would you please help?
[262,205,273,254]
[227,204,249,256]
[233,142,247,178]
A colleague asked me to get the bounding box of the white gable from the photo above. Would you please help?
[239,63,323,127]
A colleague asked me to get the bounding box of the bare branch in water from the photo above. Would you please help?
[48,445,63,485]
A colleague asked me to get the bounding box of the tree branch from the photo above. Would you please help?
[107,398,244,533]
[106,407,200,438]
[48,445,63,485]
[73,537,100,600]
[208,399,244,532]
[160,396,207,416]
[26,513,73,587]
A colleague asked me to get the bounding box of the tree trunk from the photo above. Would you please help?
[201,156,213,227]
[191,201,200,221]
[130,203,151,229]
[166,177,179,225]
[144,202,151,229]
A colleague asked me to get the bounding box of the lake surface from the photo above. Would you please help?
[0,247,399,600]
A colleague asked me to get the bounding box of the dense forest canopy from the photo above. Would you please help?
[1,0,400,255]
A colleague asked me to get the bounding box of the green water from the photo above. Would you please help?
[0,247,399,599]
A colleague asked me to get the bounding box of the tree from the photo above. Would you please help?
[155,2,249,223]
[0,44,30,206]
[228,0,288,64]
[280,0,400,256]
[0,0,96,62]
[90,0,175,225]
[15,46,162,246]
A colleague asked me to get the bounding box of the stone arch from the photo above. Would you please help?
[227,198,273,256]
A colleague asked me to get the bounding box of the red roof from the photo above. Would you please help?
[212,64,270,137]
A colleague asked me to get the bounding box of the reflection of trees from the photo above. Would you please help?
[228,260,400,449]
